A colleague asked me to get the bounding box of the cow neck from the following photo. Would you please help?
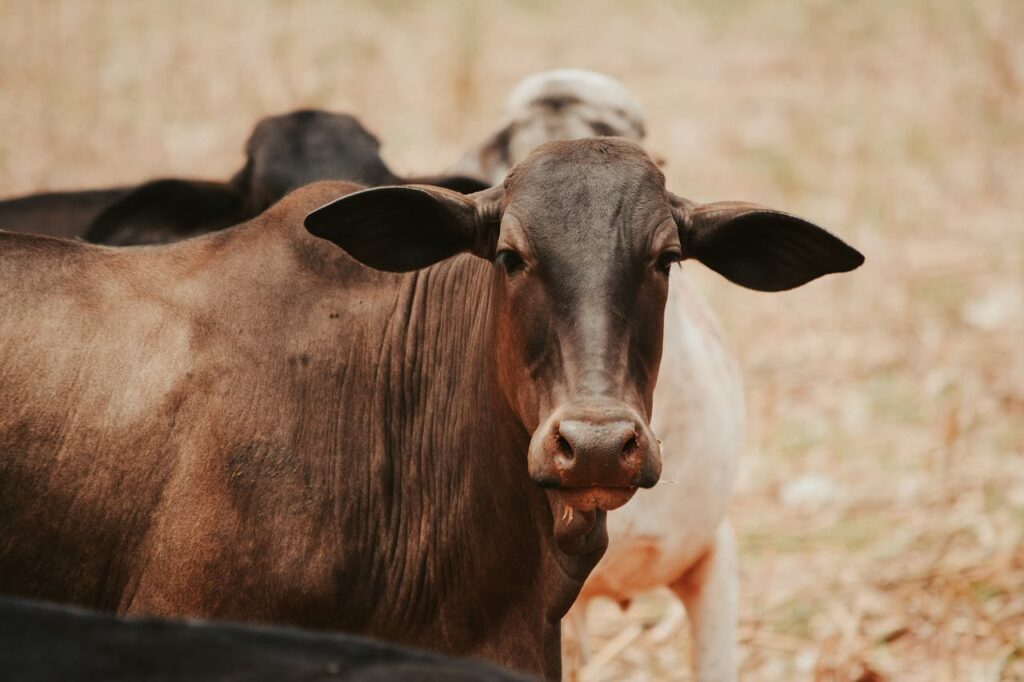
[303,251,570,656]
[390,262,524,582]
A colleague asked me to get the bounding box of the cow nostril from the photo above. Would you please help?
[555,434,574,459]
[621,434,639,458]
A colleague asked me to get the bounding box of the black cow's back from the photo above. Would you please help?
[0,597,534,682]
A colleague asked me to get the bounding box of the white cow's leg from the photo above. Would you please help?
[670,520,738,682]
[648,588,687,642]
[561,599,591,681]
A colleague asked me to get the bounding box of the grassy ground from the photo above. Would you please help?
[1,1,1021,679]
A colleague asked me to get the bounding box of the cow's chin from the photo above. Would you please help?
[543,487,635,558]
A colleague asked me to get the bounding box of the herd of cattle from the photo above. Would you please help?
[0,70,864,681]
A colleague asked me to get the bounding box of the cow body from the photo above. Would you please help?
[0,597,534,681]
[0,183,582,678]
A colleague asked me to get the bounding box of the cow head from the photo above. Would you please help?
[305,138,863,553]
[451,69,647,185]
[237,109,489,210]
[235,110,395,213]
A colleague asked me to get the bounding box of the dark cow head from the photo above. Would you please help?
[84,110,488,246]
[234,110,396,214]
[305,138,863,552]
[238,110,490,199]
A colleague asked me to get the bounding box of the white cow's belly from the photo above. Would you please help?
[581,272,745,602]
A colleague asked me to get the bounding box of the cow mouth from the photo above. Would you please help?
[546,491,605,558]
[552,486,638,513]
[544,487,636,558]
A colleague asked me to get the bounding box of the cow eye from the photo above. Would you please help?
[656,250,682,275]
[496,249,526,274]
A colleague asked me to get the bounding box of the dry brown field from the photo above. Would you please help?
[1,1,1021,680]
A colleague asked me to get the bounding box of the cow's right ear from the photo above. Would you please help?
[670,194,865,291]
[304,185,504,272]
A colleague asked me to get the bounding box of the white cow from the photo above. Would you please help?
[451,70,647,184]
[456,69,744,681]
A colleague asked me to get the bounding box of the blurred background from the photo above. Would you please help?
[1,1,1021,680]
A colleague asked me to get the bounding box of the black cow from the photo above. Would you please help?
[0,109,487,245]
[0,597,533,681]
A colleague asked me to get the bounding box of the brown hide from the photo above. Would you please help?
[0,181,585,679]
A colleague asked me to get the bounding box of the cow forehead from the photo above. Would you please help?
[501,140,671,258]
[508,137,661,181]
[505,139,665,215]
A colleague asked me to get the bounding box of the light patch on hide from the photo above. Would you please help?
[97,303,193,427]
[7,277,194,431]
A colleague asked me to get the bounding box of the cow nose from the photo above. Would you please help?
[529,407,662,491]
[554,419,640,467]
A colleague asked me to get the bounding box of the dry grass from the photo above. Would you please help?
[1,1,1022,680]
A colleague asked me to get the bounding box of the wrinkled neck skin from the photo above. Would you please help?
[286,226,608,677]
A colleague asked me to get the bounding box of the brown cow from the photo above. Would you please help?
[0,138,862,679]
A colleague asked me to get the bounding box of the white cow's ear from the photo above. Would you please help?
[670,194,864,292]
[304,185,504,272]
[447,125,514,187]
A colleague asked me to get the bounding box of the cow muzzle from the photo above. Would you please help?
[528,402,662,513]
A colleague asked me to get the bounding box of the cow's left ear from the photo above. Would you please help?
[670,194,865,291]
[304,185,504,272]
